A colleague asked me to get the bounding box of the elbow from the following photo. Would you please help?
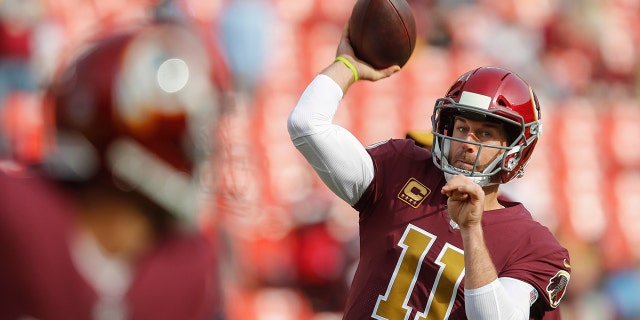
[287,109,306,141]
[287,107,331,141]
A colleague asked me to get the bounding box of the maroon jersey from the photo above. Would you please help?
[345,139,570,320]
[0,168,220,320]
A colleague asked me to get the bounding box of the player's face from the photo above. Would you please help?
[447,117,508,173]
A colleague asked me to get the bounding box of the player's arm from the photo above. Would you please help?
[465,277,534,319]
[442,175,531,319]
[287,74,374,205]
[287,25,399,205]
[459,216,533,319]
[461,221,531,319]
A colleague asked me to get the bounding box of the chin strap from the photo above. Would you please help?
[442,165,495,187]
[435,135,518,187]
[439,142,503,187]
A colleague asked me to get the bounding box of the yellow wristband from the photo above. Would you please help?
[335,56,358,82]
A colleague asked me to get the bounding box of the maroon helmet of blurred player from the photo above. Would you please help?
[0,20,230,320]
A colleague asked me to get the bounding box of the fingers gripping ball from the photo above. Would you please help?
[348,0,417,69]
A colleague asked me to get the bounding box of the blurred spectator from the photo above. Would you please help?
[0,18,229,320]
[289,194,354,314]
[604,268,640,320]
[0,0,42,158]
[0,0,40,101]
[219,0,275,98]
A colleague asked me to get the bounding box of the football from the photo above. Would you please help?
[348,0,417,69]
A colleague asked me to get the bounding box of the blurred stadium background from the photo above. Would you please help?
[1,0,640,319]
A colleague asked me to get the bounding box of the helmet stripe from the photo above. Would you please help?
[529,87,539,120]
[459,91,491,110]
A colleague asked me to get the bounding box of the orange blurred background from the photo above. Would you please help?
[2,0,640,319]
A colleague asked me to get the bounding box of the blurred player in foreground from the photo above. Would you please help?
[0,19,228,320]
[287,26,571,319]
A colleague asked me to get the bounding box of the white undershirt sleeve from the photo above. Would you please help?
[465,277,534,320]
[287,74,374,206]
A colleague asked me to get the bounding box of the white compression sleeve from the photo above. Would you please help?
[465,277,534,320]
[287,74,374,206]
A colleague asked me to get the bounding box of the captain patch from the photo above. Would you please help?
[398,178,430,208]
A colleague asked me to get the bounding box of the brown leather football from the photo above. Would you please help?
[348,0,417,69]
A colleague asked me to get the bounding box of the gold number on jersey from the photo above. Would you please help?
[372,224,465,320]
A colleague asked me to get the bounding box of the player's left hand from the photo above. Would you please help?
[441,174,485,230]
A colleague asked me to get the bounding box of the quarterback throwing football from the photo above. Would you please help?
[287,26,570,320]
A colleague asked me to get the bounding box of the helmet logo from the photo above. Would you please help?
[157,58,190,93]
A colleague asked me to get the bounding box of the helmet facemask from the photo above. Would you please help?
[431,98,533,186]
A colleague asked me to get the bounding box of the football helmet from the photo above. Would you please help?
[44,21,229,222]
[431,66,542,186]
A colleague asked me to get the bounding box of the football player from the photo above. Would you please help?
[287,27,570,319]
[0,19,228,320]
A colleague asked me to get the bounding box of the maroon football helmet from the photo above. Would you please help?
[431,66,542,186]
[44,21,229,221]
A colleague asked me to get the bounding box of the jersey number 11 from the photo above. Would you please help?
[373,224,465,320]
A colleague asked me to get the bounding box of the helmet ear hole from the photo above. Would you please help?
[504,123,521,145]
